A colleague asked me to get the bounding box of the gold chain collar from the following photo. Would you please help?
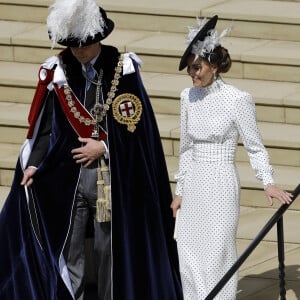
[63,54,124,128]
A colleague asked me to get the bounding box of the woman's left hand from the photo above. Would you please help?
[265,184,293,206]
[171,195,182,218]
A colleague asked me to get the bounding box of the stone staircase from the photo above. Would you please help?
[0,0,299,212]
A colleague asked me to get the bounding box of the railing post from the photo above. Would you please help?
[204,184,300,300]
[277,217,286,300]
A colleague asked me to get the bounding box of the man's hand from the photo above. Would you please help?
[71,137,106,167]
[21,166,37,186]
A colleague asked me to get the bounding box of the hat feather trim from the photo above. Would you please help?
[186,17,233,59]
[47,0,105,47]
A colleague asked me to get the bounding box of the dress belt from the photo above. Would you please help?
[192,143,235,163]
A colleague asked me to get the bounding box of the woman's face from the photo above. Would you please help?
[186,55,217,88]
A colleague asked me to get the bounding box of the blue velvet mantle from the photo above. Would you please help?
[0,46,183,300]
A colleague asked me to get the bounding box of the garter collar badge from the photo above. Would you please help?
[112,93,142,132]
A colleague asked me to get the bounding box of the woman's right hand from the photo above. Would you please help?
[265,184,293,206]
[170,195,182,218]
[21,166,37,187]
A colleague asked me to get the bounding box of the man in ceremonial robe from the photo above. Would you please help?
[0,1,182,299]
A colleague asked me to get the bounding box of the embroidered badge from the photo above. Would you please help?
[112,93,142,132]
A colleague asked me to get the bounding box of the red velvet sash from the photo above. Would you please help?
[27,67,54,138]
[27,67,106,140]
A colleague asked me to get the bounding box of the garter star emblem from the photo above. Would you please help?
[112,93,142,132]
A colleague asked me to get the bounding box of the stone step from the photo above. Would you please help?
[0,0,300,41]
[101,0,300,42]
[166,155,300,210]
[0,141,299,211]
[161,116,300,151]
[0,185,10,209]
[1,107,299,161]
[2,19,300,81]
[0,61,300,125]
[0,180,299,242]
[156,113,300,167]
[237,206,300,244]
[123,35,300,82]
[162,139,300,171]
[142,73,300,125]
[0,99,299,168]
[0,102,29,144]
[1,111,300,165]
[0,143,19,186]
[1,181,299,247]
[0,100,299,165]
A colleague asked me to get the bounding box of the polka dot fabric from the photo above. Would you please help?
[174,77,274,299]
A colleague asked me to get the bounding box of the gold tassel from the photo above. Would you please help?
[96,157,111,222]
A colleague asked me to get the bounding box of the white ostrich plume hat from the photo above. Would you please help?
[47,0,114,47]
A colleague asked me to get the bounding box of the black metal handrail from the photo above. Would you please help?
[205,183,300,300]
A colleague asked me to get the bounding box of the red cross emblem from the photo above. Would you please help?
[120,101,134,117]
[112,93,142,132]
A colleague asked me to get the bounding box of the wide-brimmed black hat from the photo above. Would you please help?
[55,7,114,47]
[47,2,114,48]
[179,15,218,71]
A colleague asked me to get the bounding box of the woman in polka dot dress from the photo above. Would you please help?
[171,15,293,300]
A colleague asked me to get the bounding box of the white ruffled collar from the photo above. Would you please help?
[199,76,223,95]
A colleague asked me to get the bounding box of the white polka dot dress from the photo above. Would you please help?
[174,77,274,300]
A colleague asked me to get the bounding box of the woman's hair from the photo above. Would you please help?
[206,45,232,74]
